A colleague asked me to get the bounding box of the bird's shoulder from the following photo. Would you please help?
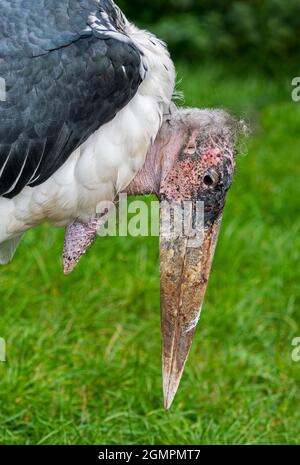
[0,0,106,57]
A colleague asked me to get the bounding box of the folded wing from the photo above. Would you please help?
[0,0,144,198]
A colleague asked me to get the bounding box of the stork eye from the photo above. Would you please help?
[186,144,196,156]
[203,170,219,188]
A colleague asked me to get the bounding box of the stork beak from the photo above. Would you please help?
[160,201,222,409]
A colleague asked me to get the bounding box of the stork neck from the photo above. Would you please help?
[125,138,163,197]
[125,121,187,198]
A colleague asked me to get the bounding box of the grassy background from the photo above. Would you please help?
[0,63,300,444]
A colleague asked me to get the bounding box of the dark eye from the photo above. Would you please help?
[203,170,219,188]
[186,144,196,156]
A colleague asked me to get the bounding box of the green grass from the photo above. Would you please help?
[1,62,300,444]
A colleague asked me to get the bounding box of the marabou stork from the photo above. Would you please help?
[0,0,239,409]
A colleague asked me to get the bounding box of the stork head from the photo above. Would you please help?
[129,108,241,408]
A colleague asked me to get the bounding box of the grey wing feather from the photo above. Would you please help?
[0,0,144,198]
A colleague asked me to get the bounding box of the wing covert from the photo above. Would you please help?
[0,0,144,198]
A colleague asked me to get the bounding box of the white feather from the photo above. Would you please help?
[0,234,23,264]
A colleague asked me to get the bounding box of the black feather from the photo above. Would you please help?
[0,0,143,198]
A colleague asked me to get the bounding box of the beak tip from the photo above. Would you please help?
[163,391,176,410]
[163,392,174,411]
[164,401,172,411]
[163,369,182,411]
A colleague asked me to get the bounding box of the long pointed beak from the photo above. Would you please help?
[160,202,222,409]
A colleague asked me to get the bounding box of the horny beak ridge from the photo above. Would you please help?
[160,201,222,409]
